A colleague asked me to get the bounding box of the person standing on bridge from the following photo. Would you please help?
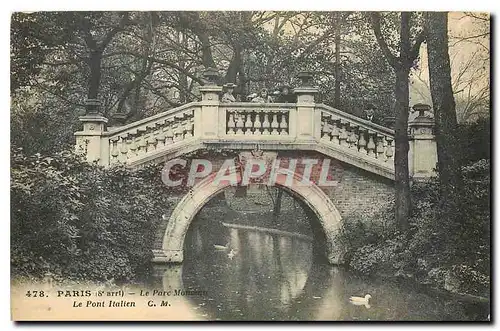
[364,103,375,122]
[275,85,296,103]
[221,83,237,103]
[251,88,273,103]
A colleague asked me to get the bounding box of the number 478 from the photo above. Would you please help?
[25,290,46,297]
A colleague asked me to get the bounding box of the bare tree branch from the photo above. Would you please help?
[409,29,426,61]
[99,12,130,51]
[370,12,398,69]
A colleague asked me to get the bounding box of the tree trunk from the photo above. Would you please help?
[199,32,216,68]
[273,189,283,219]
[178,30,188,103]
[87,50,102,100]
[393,13,412,231]
[371,12,426,232]
[237,61,247,99]
[225,44,242,84]
[394,67,411,231]
[334,15,341,107]
[425,12,463,201]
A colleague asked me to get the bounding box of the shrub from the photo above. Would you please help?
[340,159,490,296]
[11,147,171,283]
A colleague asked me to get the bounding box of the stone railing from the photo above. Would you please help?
[317,104,395,168]
[221,103,293,137]
[75,102,200,166]
[75,83,436,180]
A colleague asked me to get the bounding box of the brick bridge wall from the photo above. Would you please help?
[151,150,395,252]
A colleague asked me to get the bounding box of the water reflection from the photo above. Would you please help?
[147,219,489,321]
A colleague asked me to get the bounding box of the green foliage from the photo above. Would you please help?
[11,12,69,92]
[11,147,170,282]
[11,87,81,155]
[340,159,490,297]
[11,11,399,137]
[455,117,490,164]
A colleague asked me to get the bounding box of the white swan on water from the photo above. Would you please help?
[227,249,236,260]
[349,294,372,307]
[213,243,229,251]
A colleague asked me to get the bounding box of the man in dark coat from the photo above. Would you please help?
[275,85,296,103]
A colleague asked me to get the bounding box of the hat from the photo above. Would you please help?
[223,83,237,88]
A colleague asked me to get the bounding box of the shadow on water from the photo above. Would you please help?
[146,212,489,321]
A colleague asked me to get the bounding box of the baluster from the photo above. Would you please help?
[227,111,236,135]
[134,128,145,156]
[190,114,196,137]
[366,131,376,157]
[156,130,166,149]
[110,137,119,163]
[128,134,137,158]
[321,119,331,141]
[146,127,157,153]
[271,112,279,135]
[118,135,128,163]
[253,111,262,135]
[155,121,166,149]
[330,120,340,144]
[244,113,253,136]
[173,124,183,142]
[262,112,270,135]
[184,118,194,138]
[353,127,359,150]
[235,112,245,135]
[136,134,147,156]
[152,124,161,151]
[358,127,367,154]
[347,125,358,148]
[147,136,156,153]
[142,130,150,150]
[376,134,385,160]
[165,124,174,145]
[279,110,288,135]
[338,121,349,147]
[385,137,394,161]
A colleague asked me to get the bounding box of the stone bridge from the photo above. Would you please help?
[75,78,437,265]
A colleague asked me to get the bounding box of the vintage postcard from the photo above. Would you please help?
[10,11,490,321]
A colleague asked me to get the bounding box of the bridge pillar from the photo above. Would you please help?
[74,99,109,165]
[294,72,320,142]
[408,103,438,180]
[198,85,223,139]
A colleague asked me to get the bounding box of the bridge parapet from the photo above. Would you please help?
[75,88,435,181]
[220,103,295,138]
[317,104,395,167]
[75,102,200,166]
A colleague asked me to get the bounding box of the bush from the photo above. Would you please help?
[11,147,171,283]
[340,159,490,297]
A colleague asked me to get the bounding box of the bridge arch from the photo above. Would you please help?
[153,169,345,265]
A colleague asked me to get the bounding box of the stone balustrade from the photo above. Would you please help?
[318,104,395,164]
[107,109,195,165]
[221,103,293,137]
[76,103,199,166]
[75,86,435,181]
